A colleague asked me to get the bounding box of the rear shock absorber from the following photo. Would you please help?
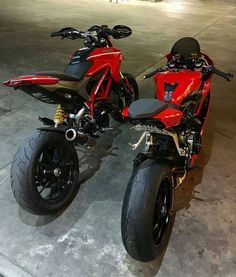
[54,105,67,124]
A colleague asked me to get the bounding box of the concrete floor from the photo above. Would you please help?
[0,0,235,276]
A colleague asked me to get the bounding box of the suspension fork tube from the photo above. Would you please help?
[120,73,131,95]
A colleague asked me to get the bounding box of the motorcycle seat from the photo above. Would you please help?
[128,98,168,119]
[33,71,83,82]
[34,60,93,83]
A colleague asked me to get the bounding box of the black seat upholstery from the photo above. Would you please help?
[34,60,93,82]
[128,98,168,119]
[64,60,92,79]
[34,71,82,82]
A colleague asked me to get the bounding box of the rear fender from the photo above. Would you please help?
[130,157,174,200]
[132,154,173,173]
[3,76,89,105]
[3,75,59,87]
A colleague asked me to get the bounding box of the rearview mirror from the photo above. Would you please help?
[112,25,132,39]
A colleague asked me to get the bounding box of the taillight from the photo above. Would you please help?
[3,76,59,87]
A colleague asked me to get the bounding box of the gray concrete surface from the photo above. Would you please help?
[0,0,235,276]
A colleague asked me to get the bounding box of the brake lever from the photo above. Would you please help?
[226,72,234,82]
[208,66,234,81]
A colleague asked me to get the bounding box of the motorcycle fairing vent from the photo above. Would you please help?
[164,82,178,102]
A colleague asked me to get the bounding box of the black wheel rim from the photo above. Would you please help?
[153,178,171,246]
[34,144,76,203]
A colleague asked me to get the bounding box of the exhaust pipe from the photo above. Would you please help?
[65,128,96,148]
[65,128,78,141]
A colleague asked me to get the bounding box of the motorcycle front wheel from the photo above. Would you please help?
[111,72,139,123]
[121,159,174,262]
[11,130,79,215]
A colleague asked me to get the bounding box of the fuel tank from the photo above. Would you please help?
[154,70,202,106]
[87,47,123,82]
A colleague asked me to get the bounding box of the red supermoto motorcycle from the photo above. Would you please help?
[121,37,233,262]
[3,25,139,215]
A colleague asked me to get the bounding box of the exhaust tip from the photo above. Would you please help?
[65,128,77,141]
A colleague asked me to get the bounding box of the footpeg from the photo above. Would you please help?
[100,127,114,132]
[38,116,54,126]
[129,131,147,150]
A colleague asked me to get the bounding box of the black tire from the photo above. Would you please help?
[112,73,139,123]
[121,159,174,262]
[11,130,79,215]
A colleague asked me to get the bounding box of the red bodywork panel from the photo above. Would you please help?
[153,107,183,128]
[84,47,123,114]
[154,71,202,105]
[3,75,59,87]
[3,47,125,117]
[87,47,123,82]
[124,52,213,131]
[123,70,202,128]
[122,107,129,117]
[122,106,183,128]
[195,79,211,116]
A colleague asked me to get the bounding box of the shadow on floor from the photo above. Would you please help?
[18,124,123,231]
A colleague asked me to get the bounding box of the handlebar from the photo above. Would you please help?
[50,25,131,42]
[209,67,233,81]
[50,28,84,40]
[144,64,234,82]
[144,67,166,79]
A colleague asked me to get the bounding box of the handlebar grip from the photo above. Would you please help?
[144,70,157,79]
[144,68,164,79]
[211,67,234,81]
[50,31,63,37]
[50,28,80,39]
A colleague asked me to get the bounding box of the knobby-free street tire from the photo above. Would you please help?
[121,159,174,262]
[11,130,79,215]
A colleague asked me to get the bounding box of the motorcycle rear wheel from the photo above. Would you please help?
[121,159,174,262]
[11,130,79,215]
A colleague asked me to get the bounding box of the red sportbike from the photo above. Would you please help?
[3,25,139,215]
[121,37,233,262]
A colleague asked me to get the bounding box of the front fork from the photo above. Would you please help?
[120,72,132,96]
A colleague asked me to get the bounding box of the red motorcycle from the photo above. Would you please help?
[3,25,139,215]
[121,37,233,262]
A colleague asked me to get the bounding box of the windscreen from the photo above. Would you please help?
[171,37,200,59]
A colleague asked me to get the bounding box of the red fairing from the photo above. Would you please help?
[154,71,202,105]
[195,80,211,117]
[87,47,123,82]
[153,107,183,128]
[3,75,59,87]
